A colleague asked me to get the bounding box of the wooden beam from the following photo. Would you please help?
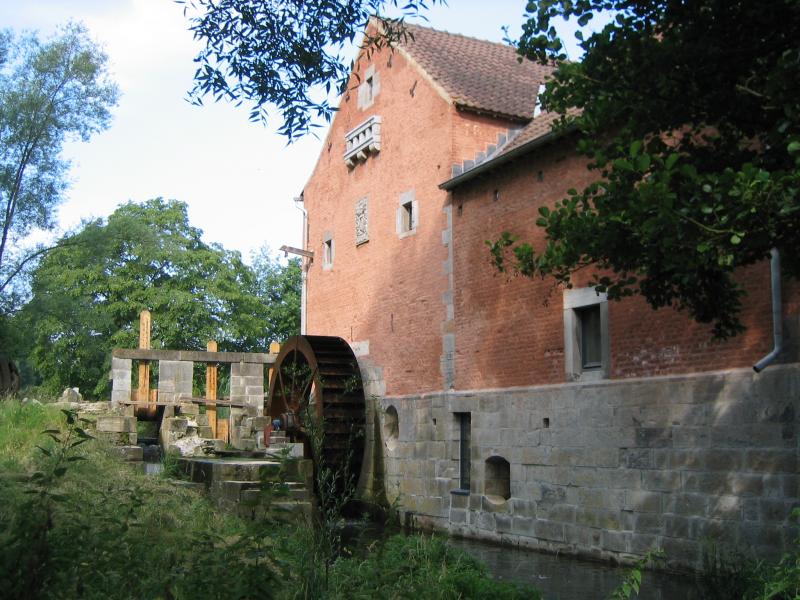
[118,398,245,408]
[206,340,218,438]
[137,310,154,419]
[112,348,276,364]
[279,245,314,259]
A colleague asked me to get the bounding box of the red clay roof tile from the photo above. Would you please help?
[399,23,554,121]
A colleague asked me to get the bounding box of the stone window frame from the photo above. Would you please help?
[396,189,418,238]
[563,286,610,381]
[484,455,511,502]
[454,412,471,493]
[357,64,380,110]
[355,197,369,246]
[322,231,334,270]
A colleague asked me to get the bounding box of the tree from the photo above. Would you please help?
[490,0,800,338]
[0,23,118,299]
[180,0,441,139]
[18,199,296,397]
[249,246,301,345]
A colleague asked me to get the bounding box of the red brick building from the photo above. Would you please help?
[299,23,799,568]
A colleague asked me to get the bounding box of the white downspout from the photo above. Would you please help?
[753,248,782,372]
[293,195,308,335]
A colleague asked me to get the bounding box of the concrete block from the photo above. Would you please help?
[629,533,660,555]
[167,417,189,433]
[111,390,132,404]
[621,512,663,534]
[642,470,680,492]
[601,529,628,553]
[533,519,564,542]
[635,427,673,448]
[757,498,793,524]
[95,431,137,445]
[682,472,729,495]
[622,448,652,469]
[449,509,467,524]
[113,445,143,462]
[708,495,743,520]
[475,511,496,532]
[624,490,662,513]
[744,449,797,473]
[663,493,708,517]
[495,513,512,533]
[705,449,743,471]
[663,515,690,538]
[728,474,765,497]
[661,537,700,566]
[96,415,137,433]
[178,402,199,415]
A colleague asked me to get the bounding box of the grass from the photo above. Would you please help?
[0,401,272,599]
[326,533,540,599]
[0,400,543,600]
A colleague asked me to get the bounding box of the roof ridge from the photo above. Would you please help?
[400,21,518,52]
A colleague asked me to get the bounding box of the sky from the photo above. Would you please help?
[0,1,584,263]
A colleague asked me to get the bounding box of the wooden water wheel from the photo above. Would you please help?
[266,335,366,487]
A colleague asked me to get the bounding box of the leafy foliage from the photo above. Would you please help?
[0,401,541,600]
[180,0,441,139]
[494,0,800,338]
[608,549,665,600]
[0,23,118,300]
[17,199,299,397]
[0,402,279,599]
[325,533,540,599]
[250,248,301,347]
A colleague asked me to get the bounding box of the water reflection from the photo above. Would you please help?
[447,537,699,600]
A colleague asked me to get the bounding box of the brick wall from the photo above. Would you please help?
[304,43,519,396]
[451,135,800,389]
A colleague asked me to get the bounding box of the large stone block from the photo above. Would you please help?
[96,415,137,433]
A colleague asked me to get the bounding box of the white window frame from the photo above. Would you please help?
[396,189,418,238]
[563,287,610,381]
[357,64,380,109]
[322,232,334,270]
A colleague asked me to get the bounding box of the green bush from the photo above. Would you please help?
[324,533,540,600]
[0,402,277,599]
[0,401,541,600]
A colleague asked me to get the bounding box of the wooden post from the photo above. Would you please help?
[268,341,281,388]
[137,310,153,418]
[205,340,218,438]
[266,342,280,426]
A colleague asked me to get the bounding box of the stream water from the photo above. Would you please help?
[448,536,701,600]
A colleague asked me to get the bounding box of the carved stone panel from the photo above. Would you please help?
[355,197,369,245]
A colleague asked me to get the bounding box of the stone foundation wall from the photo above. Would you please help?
[377,364,799,569]
[157,360,193,404]
[231,362,264,415]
